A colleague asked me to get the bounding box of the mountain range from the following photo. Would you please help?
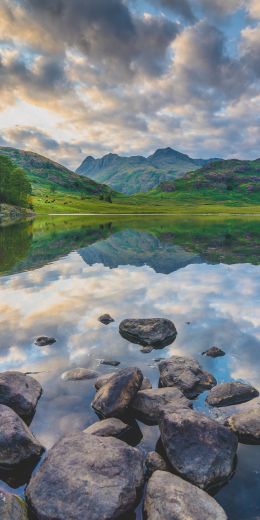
[76,147,220,194]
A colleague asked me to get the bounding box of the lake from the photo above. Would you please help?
[0,215,259,519]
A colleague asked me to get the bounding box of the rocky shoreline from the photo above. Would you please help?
[0,318,259,519]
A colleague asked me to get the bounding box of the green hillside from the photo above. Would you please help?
[76,147,220,194]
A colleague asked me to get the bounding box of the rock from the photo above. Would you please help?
[158,356,216,398]
[141,377,152,390]
[131,387,192,424]
[202,347,225,357]
[206,382,259,407]
[98,314,115,325]
[92,367,143,418]
[159,408,237,490]
[140,346,154,354]
[0,405,44,487]
[0,371,42,424]
[119,318,177,348]
[26,433,144,520]
[225,407,260,444]
[95,373,151,392]
[100,359,120,367]
[145,452,168,478]
[61,368,99,381]
[83,418,131,438]
[0,490,28,519]
[34,336,56,346]
[144,471,227,520]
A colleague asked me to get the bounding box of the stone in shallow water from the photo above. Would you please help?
[202,346,226,357]
[92,367,143,418]
[119,318,177,348]
[0,371,42,424]
[0,490,28,520]
[100,359,120,367]
[131,387,192,424]
[158,356,216,398]
[144,470,227,520]
[145,452,169,478]
[98,314,115,325]
[61,368,99,381]
[225,406,260,444]
[95,372,151,392]
[159,408,238,490]
[206,382,259,407]
[83,418,131,438]
[26,433,144,520]
[34,336,56,346]
[0,404,44,487]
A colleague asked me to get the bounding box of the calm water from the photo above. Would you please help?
[0,215,260,519]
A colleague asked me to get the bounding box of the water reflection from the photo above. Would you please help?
[0,216,259,519]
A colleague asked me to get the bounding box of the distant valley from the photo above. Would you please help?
[76,147,220,194]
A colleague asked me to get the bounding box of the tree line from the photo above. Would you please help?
[0,155,32,208]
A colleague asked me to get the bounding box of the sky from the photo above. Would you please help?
[0,0,259,169]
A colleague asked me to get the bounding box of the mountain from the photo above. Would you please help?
[0,147,112,198]
[76,147,220,194]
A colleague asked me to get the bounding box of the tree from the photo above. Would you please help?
[0,156,32,208]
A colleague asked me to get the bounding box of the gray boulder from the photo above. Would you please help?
[119,318,177,348]
[26,433,144,520]
[92,367,143,418]
[98,314,114,324]
[0,405,44,487]
[144,470,227,520]
[0,371,42,424]
[131,387,192,424]
[34,336,56,346]
[0,490,28,520]
[83,418,131,438]
[159,408,237,490]
[225,406,260,444]
[202,347,225,357]
[206,382,259,407]
[145,452,169,478]
[159,356,216,398]
[61,368,99,381]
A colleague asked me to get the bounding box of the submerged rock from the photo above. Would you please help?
[159,408,237,490]
[100,359,120,367]
[202,347,226,357]
[83,418,131,438]
[0,490,28,519]
[158,356,216,398]
[206,382,259,407]
[95,373,151,392]
[131,387,192,424]
[92,367,143,418]
[140,346,154,354]
[145,452,169,478]
[225,407,260,444]
[0,405,44,487]
[144,471,227,520]
[34,336,56,346]
[61,368,99,381]
[98,314,115,325]
[0,371,42,424]
[119,318,177,348]
[26,433,144,520]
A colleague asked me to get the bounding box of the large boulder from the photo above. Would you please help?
[144,471,227,520]
[206,382,259,407]
[225,407,260,444]
[0,490,28,520]
[131,387,192,424]
[119,318,177,348]
[92,367,143,418]
[159,408,237,490]
[26,433,144,520]
[61,368,99,381]
[158,356,216,398]
[0,405,44,487]
[0,371,42,424]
